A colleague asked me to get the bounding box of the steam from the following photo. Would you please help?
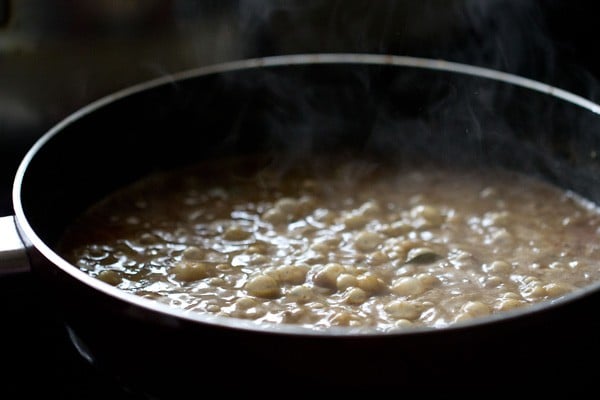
[224,1,600,201]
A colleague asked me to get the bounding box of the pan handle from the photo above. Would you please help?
[0,215,31,275]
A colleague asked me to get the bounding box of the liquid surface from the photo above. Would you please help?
[58,157,600,332]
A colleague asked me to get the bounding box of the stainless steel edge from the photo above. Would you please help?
[0,215,30,275]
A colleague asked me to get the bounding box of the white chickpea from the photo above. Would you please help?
[416,273,440,289]
[223,226,252,241]
[245,242,270,255]
[393,319,413,329]
[171,262,211,282]
[368,251,389,266]
[358,200,381,217]
[354,231,383,252]
[235,297,258,310]
[275,197,300,216]
[330,311,358,326]
[287,285,314,304]
[262,208,287,224]
[544,282,573,297]
[410,204,444,225]
[356,273,386,293]
[344,288,369,305]
[336,273,358,291]
[313,263,345,289]
[182,246,204,261]
[245,274,281,298]
[207,277,227,287]
[310,242,332,253]
[343,213,369,230]
[500,292,522,300]
[521,282,547,299]
[461,301,490,317]
[490,228,512,245]
[496,298,525,311]
[380,220,411,237]
[271,264,309,285]
[97,270,122,286]
[484,260,511,274]
[391,277,425,297]
[384,300,421,320]
[297,196,317,215]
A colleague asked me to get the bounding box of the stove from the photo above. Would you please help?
[2,1,600,397]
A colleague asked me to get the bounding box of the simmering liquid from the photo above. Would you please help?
[57,157,600,332]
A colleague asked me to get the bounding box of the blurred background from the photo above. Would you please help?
[2,1,600,216]
[1,0,600,397]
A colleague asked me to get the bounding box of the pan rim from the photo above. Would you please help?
[12,52,600,337]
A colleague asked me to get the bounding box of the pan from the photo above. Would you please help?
[2,54,600,395]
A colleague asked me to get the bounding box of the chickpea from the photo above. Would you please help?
[384,300,421,320]
[356,273,386,294]
[171,262,211,282]
[245,274,281,298]
[262,208,287,224]
[496,298,525,311]
[288,285,314,304]
[235,297,258,310]
[393,319,413,329]
[182,246,204,261]
[410,204,444,226]
[275,197,300,216]
[344,288,369,305]
[313,263,345,289]
[380,220,411,237]
[391,277,425,297]
[461,301,490,317]
[484,260,511,274]
[336,273,358,291]
[416,273,440,289]
[368,251,389,266]
[544,282,573,297]
[343,213,368,230]
[354,231,383,252]
[223,226,252,241]
[358,200,381,217]
[271,264,309,285]
[97,270,122,286]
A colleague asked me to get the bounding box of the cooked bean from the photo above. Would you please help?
[313,263,345,289]
[343,213,369,230]
[356,273,386,293]
[245,275,281,298]
[223,226,252,241]
[171,262,210,282]
[391,277,425,297]
[354,231,383,252]
[461,301,490,317]
[97,270,122,286]
[271,264,309,285]
[288,285,314,304]
[262,208,287,224]
[344,288,368,305]
[544,282,573,297]
[182,246,204,261]
[384,300,421,320]
[337,273,358,291]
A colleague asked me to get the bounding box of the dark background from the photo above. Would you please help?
[2,1,600,397]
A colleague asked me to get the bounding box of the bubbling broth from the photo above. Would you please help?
[57,156,600,332]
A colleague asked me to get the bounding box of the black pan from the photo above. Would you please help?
[2,54,600,395]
